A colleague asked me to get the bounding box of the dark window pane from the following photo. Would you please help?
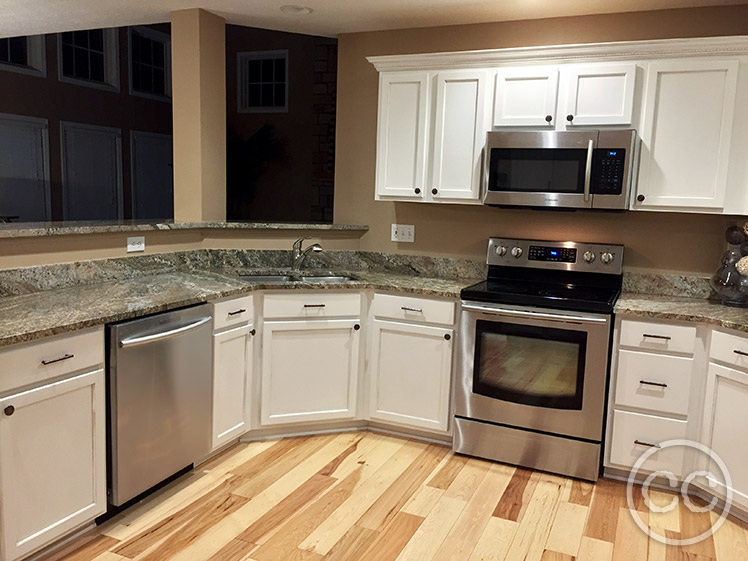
[261,58,273,82]
[73,46,89,79]
[61,31,73,45]
[153,41,165,68]
[89,29,103,52]
[248,59,261,83]
[73,30,89,48]
[132,62,142,90]
[261,83,273,106]
[140,37,153,64]
[90,51,104,82]
[131,33,141,62]
[274,83,285,107]
[248,84,261,107]
[0,39,8,62]
[274,57,285,81]
[62,43,74,75]
[153,68,165,95]
[8,37,27,65]
[141,65,153,92]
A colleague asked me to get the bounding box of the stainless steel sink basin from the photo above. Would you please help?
[238,274,355,283]
[238,275,294,283]
[300,276,354,283]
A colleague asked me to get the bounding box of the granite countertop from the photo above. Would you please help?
[0,270,479,348]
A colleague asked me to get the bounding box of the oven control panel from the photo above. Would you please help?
[487,238,624,274]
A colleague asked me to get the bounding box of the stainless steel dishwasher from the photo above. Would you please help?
[107,304,213,507]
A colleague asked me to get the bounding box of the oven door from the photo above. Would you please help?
[456,301,611,442]
[483,131,598,208]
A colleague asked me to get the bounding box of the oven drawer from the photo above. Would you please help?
[609,409,687,476]
[619,319,696,355]
[710,329,748,370]
[263,292,361,319]
[373,293,454,326]
[614,349,693,417]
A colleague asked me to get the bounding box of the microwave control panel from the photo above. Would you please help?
[591,149,626,194]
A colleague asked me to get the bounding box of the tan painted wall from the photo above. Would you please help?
[334,5,748,274]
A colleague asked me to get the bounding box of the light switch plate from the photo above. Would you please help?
[391,224,415,243]
[127,236,146,253]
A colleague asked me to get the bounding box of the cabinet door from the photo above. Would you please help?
[261,319,359,426]
[0,369,106,561]
[369,320,453,433]
[563,63,637,126]
[702,362,748,510]
[212,325,253,450]
[635,59,738,211]
[431,69,491,203]
[493,66,559,127]
[375,72,429,200]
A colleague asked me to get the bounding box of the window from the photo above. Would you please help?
[0,37,27,66]
[129,27,171,100]
[0,35,46,76]
[58,29,118,90]
[238,50,288,113]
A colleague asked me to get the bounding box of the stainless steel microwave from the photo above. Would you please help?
[483,130,639,210]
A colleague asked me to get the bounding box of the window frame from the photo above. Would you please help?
[128,26,172,102]
[57,28,120,92]
[0,35,46,77]
[237,49,289,114]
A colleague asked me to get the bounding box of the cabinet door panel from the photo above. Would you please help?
[0,369,106,561]
[375,72,429,200]
[431,69,491,202]
[369,320,453,432]
[493,66,559,127]
[564,63,637,126]
[261,320,359,425]
[212,325,252,450]
[636,59,738,210]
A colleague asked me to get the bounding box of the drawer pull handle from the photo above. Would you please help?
[639,380,668,388]
[643,334,671,341]
[634,439,661,449]
[734,350,748,357]
[228,309,246,316]
[304,304,326,308]
[41,353,74,366]
[401,306,423,313]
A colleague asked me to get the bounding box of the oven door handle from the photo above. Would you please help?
[461,303,608,325]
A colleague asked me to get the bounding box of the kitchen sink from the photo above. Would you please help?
[238,275,294,283]
[300,276,354,282]
[238,274,355,283]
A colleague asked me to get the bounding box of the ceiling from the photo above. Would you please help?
[0,0,746,38]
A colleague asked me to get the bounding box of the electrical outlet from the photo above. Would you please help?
[127,236,146,253]
[391,224,415,243]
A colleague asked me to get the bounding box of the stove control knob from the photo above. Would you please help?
[511,246,523,258]
[583,251,596,263]
[495,245,507,257]
[600,252,614,264]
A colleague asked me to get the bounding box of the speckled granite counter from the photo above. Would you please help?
[0,269,478,348]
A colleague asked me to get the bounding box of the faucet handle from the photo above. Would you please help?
[292,236,311,251]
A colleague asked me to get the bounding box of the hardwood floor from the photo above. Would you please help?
[38,431,748,561]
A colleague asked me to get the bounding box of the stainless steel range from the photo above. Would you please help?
[454,238,624,481]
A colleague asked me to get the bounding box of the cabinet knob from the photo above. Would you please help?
[444,333,451,341]
[4,406,14,416]
[250,329,256,336]
[354,324,361,331]
[545,115,553,123]
[414,188,421,195]
[637,194,645,202]
[431,188,438,195]
[566,114,574,122]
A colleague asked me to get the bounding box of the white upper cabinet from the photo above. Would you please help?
[431,69,492,203]
[375,71,429,200]
[493,66,559,127]
[635,59,739,211]
[562,63,637,126]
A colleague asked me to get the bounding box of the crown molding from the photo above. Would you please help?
[367,35,748,72]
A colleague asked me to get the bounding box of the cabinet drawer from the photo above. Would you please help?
[710,329,748,370]
[212,295,254,331]
[609,409,687,476]
[0,327,104,395]
[619,319,696,355]
[372,293,455,326]
[614,349,693,416]
[264,292,361,319]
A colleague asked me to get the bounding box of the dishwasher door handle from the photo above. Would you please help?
[119,317,212,348]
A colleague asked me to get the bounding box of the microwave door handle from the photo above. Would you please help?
[583,139,594,203]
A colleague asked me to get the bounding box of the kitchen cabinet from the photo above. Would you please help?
[493,66,559,127]
[634,58,739,211]
[211,295,254,450]
[0,329,106,561]
[562,63,637,126]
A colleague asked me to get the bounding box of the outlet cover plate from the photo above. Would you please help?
[127,236,146,253]
[391,224,415,243]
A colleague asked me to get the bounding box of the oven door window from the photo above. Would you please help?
[487,148,587,194]
[473,320,587,410]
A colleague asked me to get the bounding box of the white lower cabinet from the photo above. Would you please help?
[368,319,453,433]
[261,319,360,426]
[0,368,106,561]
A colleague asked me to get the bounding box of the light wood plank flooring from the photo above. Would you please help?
[38,431,748,561]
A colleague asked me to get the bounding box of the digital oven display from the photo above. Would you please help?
[528,246,577,263]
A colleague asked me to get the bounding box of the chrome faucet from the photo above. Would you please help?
[292,237,323,272]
